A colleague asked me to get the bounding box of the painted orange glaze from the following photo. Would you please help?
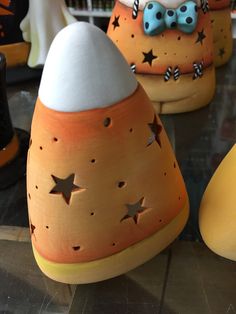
[107,2,213,75]
[27,84,188,263]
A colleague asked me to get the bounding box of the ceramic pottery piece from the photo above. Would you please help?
[20,0,76,68]
[0,53,29,189]
[0,0,30,67]
[208,0,233,67]
[107,0,216,114]
[199,145,236,261]
[27,22,189,284]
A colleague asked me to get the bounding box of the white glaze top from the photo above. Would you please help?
[39,22,137,112]
[119,0,200,10]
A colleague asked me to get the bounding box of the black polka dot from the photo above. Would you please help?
[145,22,149,29]
[148,3,153,9]
[195,5,198,12]
[131,34,134,38]
[180,5,187,12]
[178,36,181,40]
[171,22,177,28]
[186,17,193,24]
[167,10,174,17]
[156,12,162,20]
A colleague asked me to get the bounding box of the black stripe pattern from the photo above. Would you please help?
[193,62,203,79]
[173,67,180,81]
[130,63,136,73]
[201,0,209,13]
[132,0,139,19]
[164,67,172,81]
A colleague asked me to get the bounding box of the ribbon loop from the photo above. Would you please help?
[143,1,198,35]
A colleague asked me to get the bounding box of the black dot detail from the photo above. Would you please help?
[46,226,49,229]
[91,159,96,163]
[156,12,162,20]
[129,128,133,132]
[178,196,181,200]
[39,146,43,150]
[145,22,149,30]
[164,172,167,176]
[131,34,134,38]
[178,36,181,40]
[90,212,95,216]
[186,17,193,24]
[118,181,125,188]
[35,185,38,189]
[112,243,116,246]
[159,219,162,223]
[180,5,187,12]
[73,246,80,251]
[148,3,153,9]
[171,22,177,28]
[195,5,198,12]
[104,117,111,127]
[53,137,58,142]
[167,10,174,17]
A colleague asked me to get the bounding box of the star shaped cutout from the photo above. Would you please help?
[112,15,120,30]
[142,49,157,66]
[121,197,148,224]
[195,29,206,45]
[30,223,36,235]
[219,48,225,58]
[147,115,162,147]
[50,174,82,205]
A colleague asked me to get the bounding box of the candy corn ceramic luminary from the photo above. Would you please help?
[107,0,216,114]
[20,0,76,67]
[199,145,236,261]
[27,22,189,284]
[208,0,233,67]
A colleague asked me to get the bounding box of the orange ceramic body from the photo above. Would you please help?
[27,85,189,283]
[208,0,233,67]
[107,1,216,114]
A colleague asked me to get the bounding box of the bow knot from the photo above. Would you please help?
[143,1,198,35]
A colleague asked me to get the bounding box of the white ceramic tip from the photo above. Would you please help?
[38,22,137,112]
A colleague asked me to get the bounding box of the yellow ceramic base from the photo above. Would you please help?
[137,65,215,114]
[33,199,189,284]
[211,9,233,67]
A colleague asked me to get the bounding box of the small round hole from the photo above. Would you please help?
[46,226,49,229]
[177,36,181,40]
[39,146,43,150]
[129,128,133,133]
[91,159,96,163]
[159,219,162,223]
[112,242,116,246]
[131,34,134,38]
[90,212,94,216]
[35,185,38,189]
[73,246,80,251]
[164,172,167,176]
[118,181,126,188]
[104,117,111,127]
[53,137,58,142]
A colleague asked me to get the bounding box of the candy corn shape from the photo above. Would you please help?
[27,22,189,284]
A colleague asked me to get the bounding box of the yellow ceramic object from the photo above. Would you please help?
[199,145,236,261]
[107,0,216,114]
[27,22,189,284]
[209,0,233,67]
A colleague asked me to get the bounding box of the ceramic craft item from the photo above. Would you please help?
[20,0,77,68]
[0,0,30,67]
[0,53,29,189]
[208,0,233,67]
[199,145,236,261]
[27,22,189,284]
[107,0,216,114]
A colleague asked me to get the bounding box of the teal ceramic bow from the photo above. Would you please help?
[143,1,198,35]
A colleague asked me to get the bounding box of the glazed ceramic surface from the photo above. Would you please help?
[27,22,189,284]
[208,0,233,67]
[107,0,216,114]
[199,145,236,261]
